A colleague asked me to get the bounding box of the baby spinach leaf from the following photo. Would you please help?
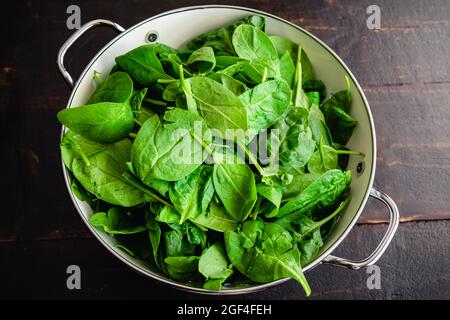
[169,166,214,224]
[146,214,162,266]
[276,196,350,265]
[162,81,182,102]
[208,72,247,96]
[297,229,323,266]
[59,72,134,144]
[307,143,339,174]
[213,161,257,221]
[215,55,242,70]
[308,143,364,174]
[164,256,199,280]
[187,46,216,75]
[131,108,211,182]
[203,278,227,291]
[89,208,146,235]
[61,130,105,171]
[298,48,314,86]
[325,106,357,145]
[218,60,268,84]
[232,24,278,64]
[163,219,206,260]
[122,170,172,206]
[70,177,93,203]
[275,210,324,266]
[116,44,172,85]
[278,169,351,217]
[309,104,333,146]
[232,24,280,78]
[130,88,155,124]
[114,243,138,257]
[156,205,181,224]
[306,91,320,107]
[281,173,321,199]
[190,200,238,232]
[199,242,233,285]
[187,15,265,55]
[321,75,352,114]
[224,220,311,296]
[303,79,327,102]
[275,107,316,172]
[164,230,196,257]
[270,36,314,85]
[57,100,134,144]
[152,43,179,59]
[270,35,297,60]
[88,71,134,104]
[240,79,291,132]
[180,221,207,247]
[293,61,310,108]
[182,76,248,135]
[61,131,147,207]
[279,51,295,87]
[244,15,266,30]
[256,184,283,218]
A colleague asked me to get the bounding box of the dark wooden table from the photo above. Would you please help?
[1,0,449,299]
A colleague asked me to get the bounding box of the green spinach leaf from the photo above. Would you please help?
[169,166,215,224]
[256,184,283,218]
[187,46,216,75]
[61,131,147,207]
[187,15,265,55]
[213,161,257,221]
[164,256,199,280]
[240,79,291,132]
[182,75,248,136]
[325,106,357,145]
[208,72,247,96]
[89,208,146,235]
[57,100,134,144]
[199,242,233,290]
[190,200,238,232]
[116,44,172,85]
[279,51,296,87]
[88,71,133,104]
[131,108,210,182]
[224,220,311,296]
[232,24,280,77]
[278,169,351,217]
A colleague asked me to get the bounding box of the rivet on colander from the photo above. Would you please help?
[146,31,158,43]
[356,161,365,176]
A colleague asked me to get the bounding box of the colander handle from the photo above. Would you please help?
[57,19,125,88]
[322,188,400,270]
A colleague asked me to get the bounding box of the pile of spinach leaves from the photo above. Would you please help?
[58,16,363,297]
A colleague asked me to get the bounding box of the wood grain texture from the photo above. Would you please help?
[0,0,449,299]
[1,221,448,299]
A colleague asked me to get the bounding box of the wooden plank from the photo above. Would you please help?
[0,220,448,299]
[361,82,450,223]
